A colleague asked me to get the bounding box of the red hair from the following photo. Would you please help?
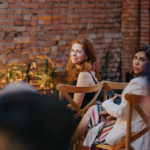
[66,39,100,84]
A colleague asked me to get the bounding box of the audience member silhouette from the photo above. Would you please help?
[0,83,76,150]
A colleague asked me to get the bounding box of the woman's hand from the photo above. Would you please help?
[111,94,118,102]
[110,94,122,102]
[117,94,122,99]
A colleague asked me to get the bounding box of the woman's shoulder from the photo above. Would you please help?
[79,71,90,76]
[77,71,96,85]
[130,76,148,87]
[127,76,148,95]
[78,71,92,77]
[78,71,96,79]
[76,72,92,86]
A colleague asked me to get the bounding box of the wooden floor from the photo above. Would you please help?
[75,138,126,150]
[75,138,86,150]
[75,139,126,150]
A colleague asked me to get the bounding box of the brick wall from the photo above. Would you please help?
[0,0,122,85]
[140,0,149,46]
[122,0,149,82]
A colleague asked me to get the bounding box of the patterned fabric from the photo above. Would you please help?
[84,121,104,148]
[88,105,104,129]
[94,120,116,144]
[83,105,115,148]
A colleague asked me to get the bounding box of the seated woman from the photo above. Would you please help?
[64,38,100,111]
[143,61,150,127]
[71,45,150,150]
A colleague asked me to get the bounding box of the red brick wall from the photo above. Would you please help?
[0,0,122,82]
[122,0,149,82]
[140,0,149,46]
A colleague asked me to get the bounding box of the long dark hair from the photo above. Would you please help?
[135,45,150,60]
[133,45,150,77]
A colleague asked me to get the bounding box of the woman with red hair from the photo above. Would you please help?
[65,38,100,110]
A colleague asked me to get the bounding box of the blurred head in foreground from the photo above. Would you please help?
[0,82,76,150]
[1,82,38,96]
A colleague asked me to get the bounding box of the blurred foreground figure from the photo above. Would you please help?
[0,82,76,150]
[145,61,150,92]
[144,61,150,127]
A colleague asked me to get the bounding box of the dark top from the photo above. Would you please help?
[64,71,97,109]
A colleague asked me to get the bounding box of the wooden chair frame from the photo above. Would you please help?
[56,81,104,119]
[95,93,149,150]
[103,81,128,101]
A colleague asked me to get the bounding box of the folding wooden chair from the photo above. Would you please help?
[56,82,104,150]
[94,93,149,150]
[56,82,104,119]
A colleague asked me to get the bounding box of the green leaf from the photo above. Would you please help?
[10,70,13,78]
[18,65,22,71]
[51,68,57,79]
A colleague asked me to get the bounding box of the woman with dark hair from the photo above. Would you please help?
[65,39,100,110]
[133,45,150,76]
[71,46,150,150]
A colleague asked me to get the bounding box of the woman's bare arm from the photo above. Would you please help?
[67,72,91,110]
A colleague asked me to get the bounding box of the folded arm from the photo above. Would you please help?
[102,82,142,120]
